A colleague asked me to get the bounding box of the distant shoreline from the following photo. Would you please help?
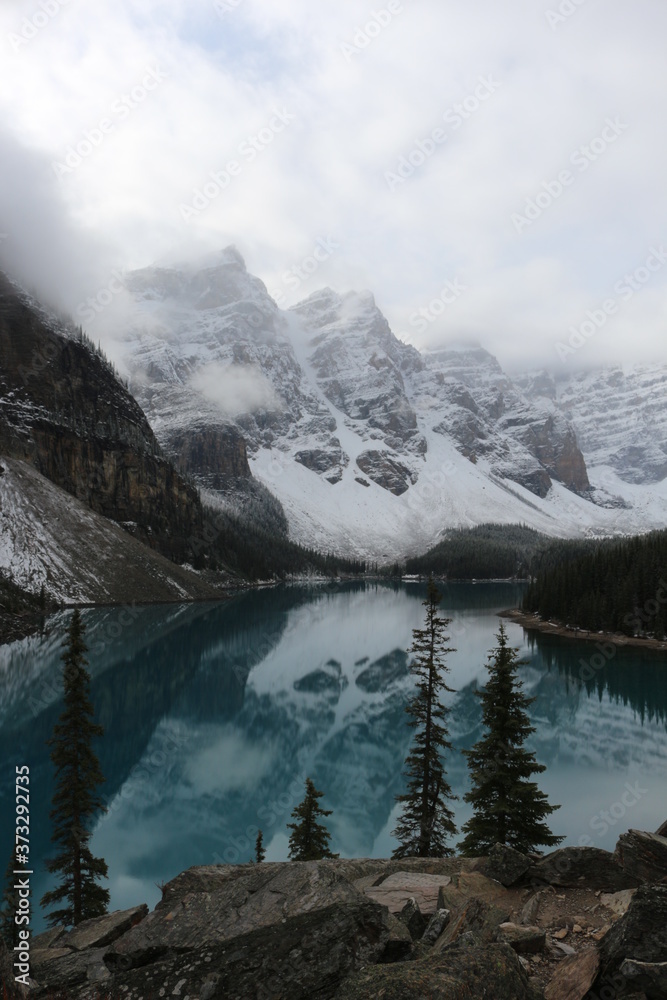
[500,608,667,654]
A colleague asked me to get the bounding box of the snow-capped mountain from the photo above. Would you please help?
[118,248,667,560]
[518,367,667,486]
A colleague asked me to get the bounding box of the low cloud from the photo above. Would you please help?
[190,362,281,417]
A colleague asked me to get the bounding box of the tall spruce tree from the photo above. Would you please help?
[459,623,563,855]
[287,778,338,861]
[392,577,457,858]
[254,830,266,864]
[0,847,20,948]
[40,610,110,927]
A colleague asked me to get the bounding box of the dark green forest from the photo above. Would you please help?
[522,529,667,638]
[404,523,550,579]
[201,507,367,581]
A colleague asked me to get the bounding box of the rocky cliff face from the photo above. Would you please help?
[0,273,204,561]
[518,365,667,485]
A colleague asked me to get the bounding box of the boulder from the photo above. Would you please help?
[333,939,545,999]
[105,900,398,1000]
[600,888,636,918]
[656,820,667,838]
[619,959,667,998]
[484,843,533,886]
[615,829,667,884]
[381,913,414,963]
[544,949,600,1000]
[421,908,451,946]
[59,904,148,952]
[433,897,511,951]
[437,871,513,910]
[498,922,546,954]
[397,897,428,940]
[596,884,667,995]
[531,847,639,891]
[364,871,452,916]
[30,946,110,994]
[30,926,65,950]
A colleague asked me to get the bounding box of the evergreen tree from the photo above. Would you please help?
[0,847,20,948]
[287,778,338,861]
[392,577,458,858]
[40,610,110,927]
[459,623,563,855]
[255,830,266,864]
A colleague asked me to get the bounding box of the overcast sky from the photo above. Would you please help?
[0,0,665,370]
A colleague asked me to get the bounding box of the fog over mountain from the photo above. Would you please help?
[1,0,666,374]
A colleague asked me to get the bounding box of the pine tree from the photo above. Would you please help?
[40,610,110,927]
[255,830,266,864]
[459,623,563,855]
[392,576,458,858]
[0,847,20,948]
[287,778,338,861]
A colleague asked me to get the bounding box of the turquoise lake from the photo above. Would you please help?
[1,581,666,931]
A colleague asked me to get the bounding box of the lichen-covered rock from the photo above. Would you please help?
[332,939,545,999]
[531,847,639,891]
[615,829,667,884]
[595,884,667,997]
[498,922,546,955]
[397,897,428,941]
[484,843,533,886]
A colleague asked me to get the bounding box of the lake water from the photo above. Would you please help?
[1,581,667,931]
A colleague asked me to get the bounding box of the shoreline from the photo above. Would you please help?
[500,608,667,654]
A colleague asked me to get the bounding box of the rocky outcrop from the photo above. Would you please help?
[614,829,667,884]
[0,273,204,562]
[19,828,667,1000]
[356,450,416,495]
[167,425,251,484]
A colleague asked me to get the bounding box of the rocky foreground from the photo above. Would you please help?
[4,827,667,999]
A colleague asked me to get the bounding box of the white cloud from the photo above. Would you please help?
[0,0,665,369]
[190,362,281,416]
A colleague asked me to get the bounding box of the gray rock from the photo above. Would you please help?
[30,926,65,950]
[532,846,639,891]
[105,896,398,1000]
[596,884,667,995]
[544,949,600,1000]
[108,862,362,966]
[364,871,452,916]
[333,940,545,999]
[421,908,451,946]
[484,843,533,887]
[397,897,428,941]
[619,959,667,998]
[615,829,667,884]
[498,922,546,954]
[30,946,109,994]
[60,904,148,952]
[434,897,511,951]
